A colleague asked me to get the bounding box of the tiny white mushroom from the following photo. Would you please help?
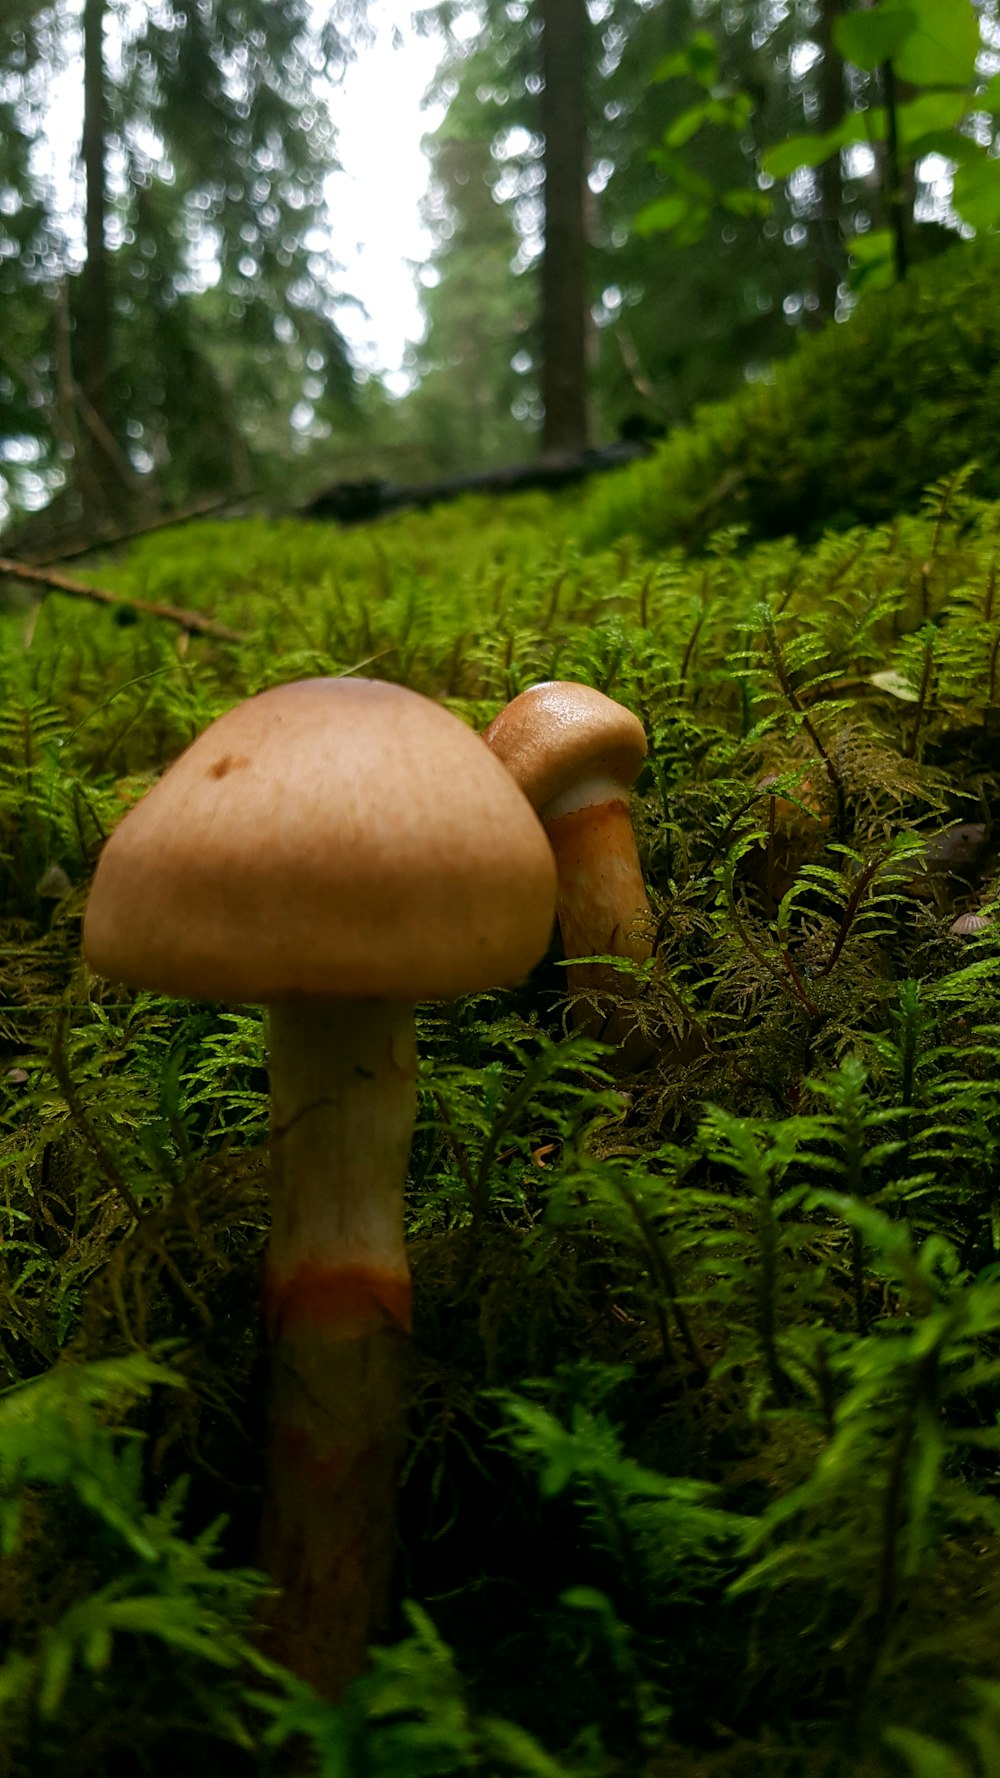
[950,911,991,936]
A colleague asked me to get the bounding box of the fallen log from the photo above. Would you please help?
[299,438,655,525]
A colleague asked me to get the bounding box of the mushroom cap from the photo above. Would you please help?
[483,681,647,817]
[84,678,557,1003]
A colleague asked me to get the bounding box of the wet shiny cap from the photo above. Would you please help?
[483,681,647,818]
[84,678,557,1003]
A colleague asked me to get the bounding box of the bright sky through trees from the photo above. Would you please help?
[36,1,448,391]
[321,3,448,391]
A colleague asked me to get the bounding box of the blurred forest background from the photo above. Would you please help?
[1,0,998,547]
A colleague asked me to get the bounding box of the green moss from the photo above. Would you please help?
[580,238,1000,554]
[3,484,1000,1773]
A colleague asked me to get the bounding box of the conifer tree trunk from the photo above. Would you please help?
[76,0,137,523]
[813,0,847,319]
[79,0,110,420]
[540,0,590,456]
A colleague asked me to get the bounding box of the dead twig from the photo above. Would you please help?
[0,554,244,643]
[26,492,252,567]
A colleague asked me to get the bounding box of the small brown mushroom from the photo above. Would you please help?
[745,766,831,913]
[84,676,556,1698]
[483,681,652,1051]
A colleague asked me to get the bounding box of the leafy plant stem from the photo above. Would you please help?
[591,1470,645,1612]
[984,561,997,621]
[880,60,908,285]
[50,1007,212,1333]
[814,855,886,980]
[757,1179,790,1407]
[852,1230,867,1337]
[678,596,706,697]
[987,628,1000,707]
[616,1181,708,1379]
[431,1088,485,1290]
[761,609,846,837]
[860,1346,940,1694]
[903,639,935,760]
[725,876,822,1018]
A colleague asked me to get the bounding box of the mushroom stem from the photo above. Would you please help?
[545,795,652,1048]
[259,999,417,1698]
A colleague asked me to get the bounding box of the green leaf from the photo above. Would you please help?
[977,73,1000,113]
[650,149,716,201]
[663,102,716,150]
[763,112,883,180]
[634,194,699,239]
[895,91,969,149]
[663,94,754,149]
[953,155,1000,232]
[930,960,1000,1000]
[869,669,921,700]
[720,188,772,218]
[763,132,839,177]
[835,0,978,87]
[893,0,980,88]
[835,4,917,72]
[847,228,897,291]
[652,32,719,91]
[902,130,983,167]
[882,1726,968,1778]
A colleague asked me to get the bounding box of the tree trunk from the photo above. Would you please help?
[76,0,137,524]
[813,0,846,320]
[881,58,909,283]
[540,0,590,456]
[79,0,111,416]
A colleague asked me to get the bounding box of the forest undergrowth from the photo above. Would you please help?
[3,468,1000,1776]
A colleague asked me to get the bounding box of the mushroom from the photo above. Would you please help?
[951,910,991,936]
[482,681,652,1051]
[83,676,556,1697]
[748,765,831,912]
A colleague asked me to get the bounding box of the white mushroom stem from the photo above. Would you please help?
[541,777,653,1049]
[257,999,418,1699]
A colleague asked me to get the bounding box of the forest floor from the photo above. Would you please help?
[3,480,1000,1777]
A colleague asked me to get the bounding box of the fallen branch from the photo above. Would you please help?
[0,555,245,643]
[26,492,251,567]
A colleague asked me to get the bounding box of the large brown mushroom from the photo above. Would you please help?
[83,676,556,1697]
[482,681,652,1050]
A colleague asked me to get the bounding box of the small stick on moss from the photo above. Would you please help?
[987,630,1000,708]
[677,601,705,699]
[0,556,245,643]
[725,872,821,1019]
[813,854,887,982]
[761,608,846,838]
[902,639,935,761]
[637,571,652,629]
[983,562,996,622]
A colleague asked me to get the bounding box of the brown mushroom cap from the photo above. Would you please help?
[84,678,556,1003]
[482,681,647,816]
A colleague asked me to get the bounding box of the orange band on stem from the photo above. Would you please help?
[264,1261,412,1333]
